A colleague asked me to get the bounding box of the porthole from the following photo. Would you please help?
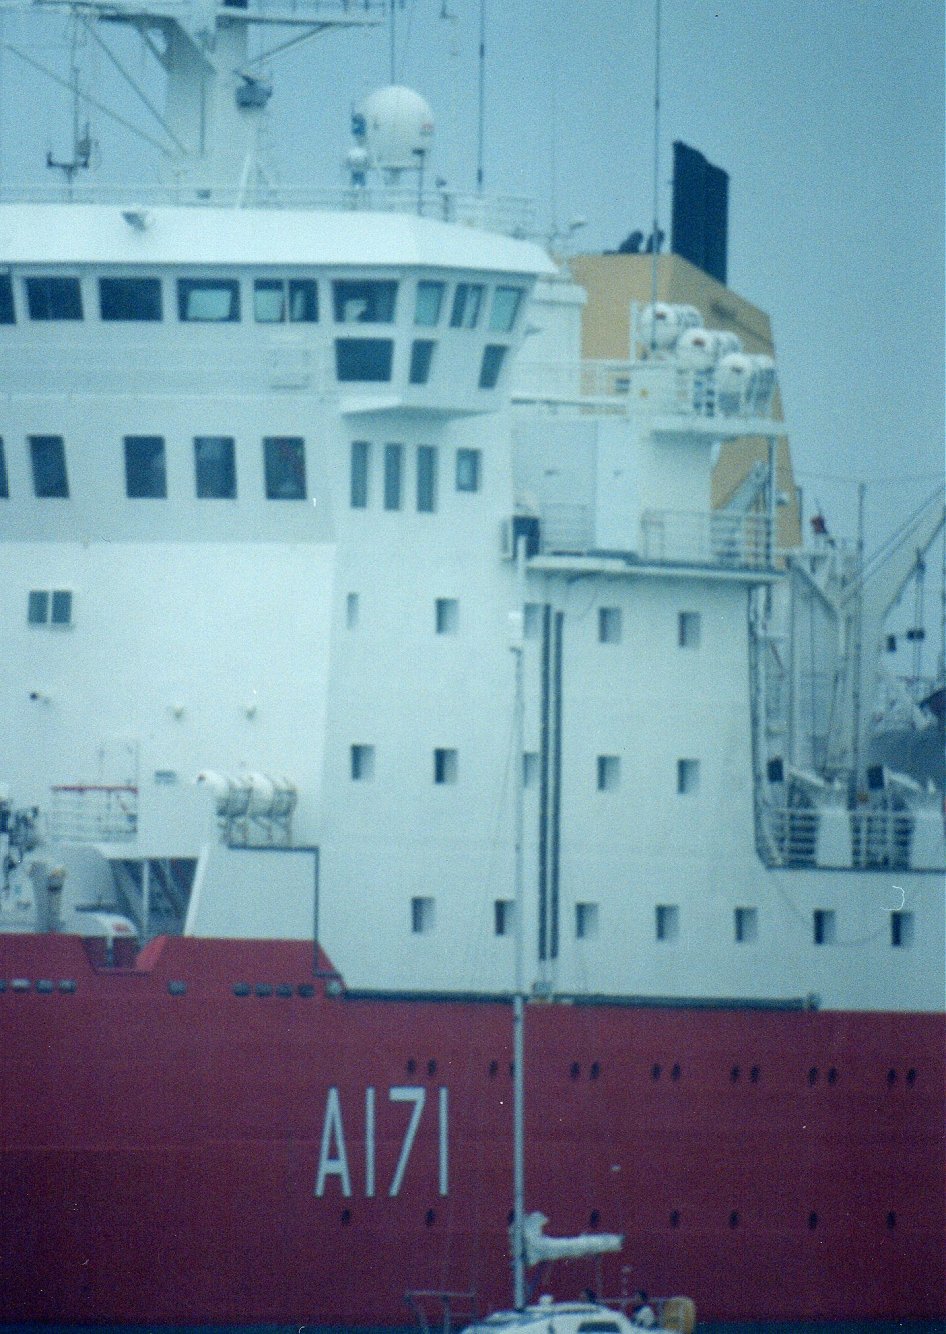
[669,1210,680,1229]
[749,1066,760,1084]
[886,1211,897,1229]
[588,1210,600,1227]
[807,1067,818,1086]
[276,984,293,998]
[488,1059,499,1077]
[906,1068,917,1086]
[729,1065,740,1083]
[728,1211,740,1228]
[427,1059,437,1076]
[425,1209,436,1227]
[35,979,54,993]
[168,980,187,996]
[58,979,77,994]
[671,1063,681,1082]
[827,1067,838,1085]
[341,1208,351,1225]
[570,1062,580,1080]
[233,982,251,997]
[255,983,273,998]
[406,1058,417,1075]
[651,1063,662,1081]
[589,1061,600,1080]
[808,1212,818,1230]
[297,983,315,998]
[886,1068,897,1086]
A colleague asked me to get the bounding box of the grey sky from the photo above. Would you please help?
[2,0,943,558]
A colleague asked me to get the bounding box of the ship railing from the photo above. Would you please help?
[762,803,919,870]
[640,509,774,568]
[0,181,537,235]
[405,1290,479,1334]
[850,809,915,870]
[511,359,634,407]
[49,785,138,844]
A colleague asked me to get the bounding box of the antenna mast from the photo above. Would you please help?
[649,0,662,334]
[476,0,485,192]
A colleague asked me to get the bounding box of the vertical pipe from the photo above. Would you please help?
[476,0,485,193]
[512,537,526,1310]
[142,859,150,942]
[649,0,662,335]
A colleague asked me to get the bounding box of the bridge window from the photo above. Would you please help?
[450,282,484,329]
[25,276,83,321]
[409,338,435,385]
[177,278,240,322]
[194,436,236,499]
[479,344,507,389]
[383,443,403,510]
[99,277,163,322]
[335,338,393,382]
[488,285,524,333]
[415,280,445,327]
[29,435,69,498]
[254,278,318,323]
[332,279,397,324]
[890,910,914,948]
[263,436,306,499]
[124,436,167,498]
[417,445,438,512]
[0,274,14,323]
[455,448,481,493]
[28,589,73,626]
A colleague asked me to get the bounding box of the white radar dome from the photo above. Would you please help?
[356,86,434,174]
[639,302,702,351]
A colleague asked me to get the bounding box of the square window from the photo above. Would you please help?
[435,598,459,634]
[656,904,680,942]
[335,337,394,382]
[576,901,599,939]
[177,278,240,322]
[494,899,515,936]
[523,603,542,640]
[411,895,435,934]
[456,448,481,493]
[351,440,370,509]
[25,276,82,320]
[0,274,14,324]
[417,445,438,513]
[813,909,836,945]
[351,744,375,781]
[415,280,445,327]
[0,439,8,497]
[891,910,914,948]
[409,338,435,385]
[50,590,72,626]
[27,590,49,624]
[99,277,163,322]
[677,758,700,794]
[346,592,359,629]
[194,436,236,499]
[434,748,458,784]
[383,443,402,511]
[479,344,507,390]
[30,435,69,498]
[488,285,524,333]
[450,283,484,329]
[597,755,620,791]
[124,436,167,499]
[264,437,306,500]
[288,279,318,323]
[333,279,397,324]
[734,907,758,943]
[598,606,622,644]
[522,752,539,789]
[678,610,701,648]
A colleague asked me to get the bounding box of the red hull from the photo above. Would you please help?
[1,934,943,1327]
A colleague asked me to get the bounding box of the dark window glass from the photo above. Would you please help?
[384,443,403,511]
[194,436,236,499]
[0,439,8,497]
[332,279,397,323]
[479,344,507,389]
[27,590,49,624]
[456,448,481,492]
[350,441,370,509]
[263,436,306,500]
[177,278,240,322]
[409,338,435,385]
[0,275,14,324]
[29,435,69,497]
[335,338,393,382]
[99,277,162,322]
[25,276,83,321]
[124,436,167,498]
[450,282,484,329]
[417,445,437,513]
[50,590,72,625]
[289,279,318,323]
[253,278,318,324]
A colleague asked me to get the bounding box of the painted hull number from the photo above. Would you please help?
[315,1085,449,1198]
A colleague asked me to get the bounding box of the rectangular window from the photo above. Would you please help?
[523,603,541,639]
[656,904,680,942]
[383,443,402,510]
[450,282,484,329]
[488,285,524,333]
[0,274,16,324]
[522,752,539,789]
[411,895,435,934]
[0,439,8,497]
[29,435,69,498]
[494,899,515,937]
[678,611,701,648]
[332,279,397,323]
[456,448,481,493]
[417,445,438,513]
[598,607,622,644]
[415,280,445,326]
[813,909,836,946]
[253,278,318,323]
[335,337,394,382]
[25,275,82,320]
[27,590,49,624]
[287,280,318,323]
[177,278,240,322]
[350,744,375,781]
[479,344,507,389]
[435,597,459,634]
[734,907,758,943]
[576,902,599,940]
[434,748,458,784]
[891,910,914,948]
[677,758,700,794]
[597,755,620,791]
[99,277,162,322]
[346,592,359,629]
[263,436,306,500]
[50,589,72,626]
[194,436,236,499]
[351,441,370,509]
[124,436,167,499]
[409,338,435,385]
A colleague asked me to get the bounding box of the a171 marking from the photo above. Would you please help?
[314,1085,449,1198]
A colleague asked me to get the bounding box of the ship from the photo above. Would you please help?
[0,2,944,1329]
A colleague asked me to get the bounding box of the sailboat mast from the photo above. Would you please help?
[512,538,527,1310]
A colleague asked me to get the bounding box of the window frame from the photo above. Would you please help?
[263,436,307,500]
[416,445,438,513]
[409,338,436,385]
[450,282,485,329]
[455,448,481,493]
[99,276,163,322]
[29,435,69,498]
[332,279,398,324]
[478,344,507,389]
[25,275,83,321]
[123,435,168,500]
[194,435,237,499]
[177,277,241,323]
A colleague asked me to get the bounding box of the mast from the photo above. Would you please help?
[511,536,527,1311]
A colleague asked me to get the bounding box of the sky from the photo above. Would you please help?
[0,0,943,588]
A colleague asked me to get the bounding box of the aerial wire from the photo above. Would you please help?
[649,0,662,338]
